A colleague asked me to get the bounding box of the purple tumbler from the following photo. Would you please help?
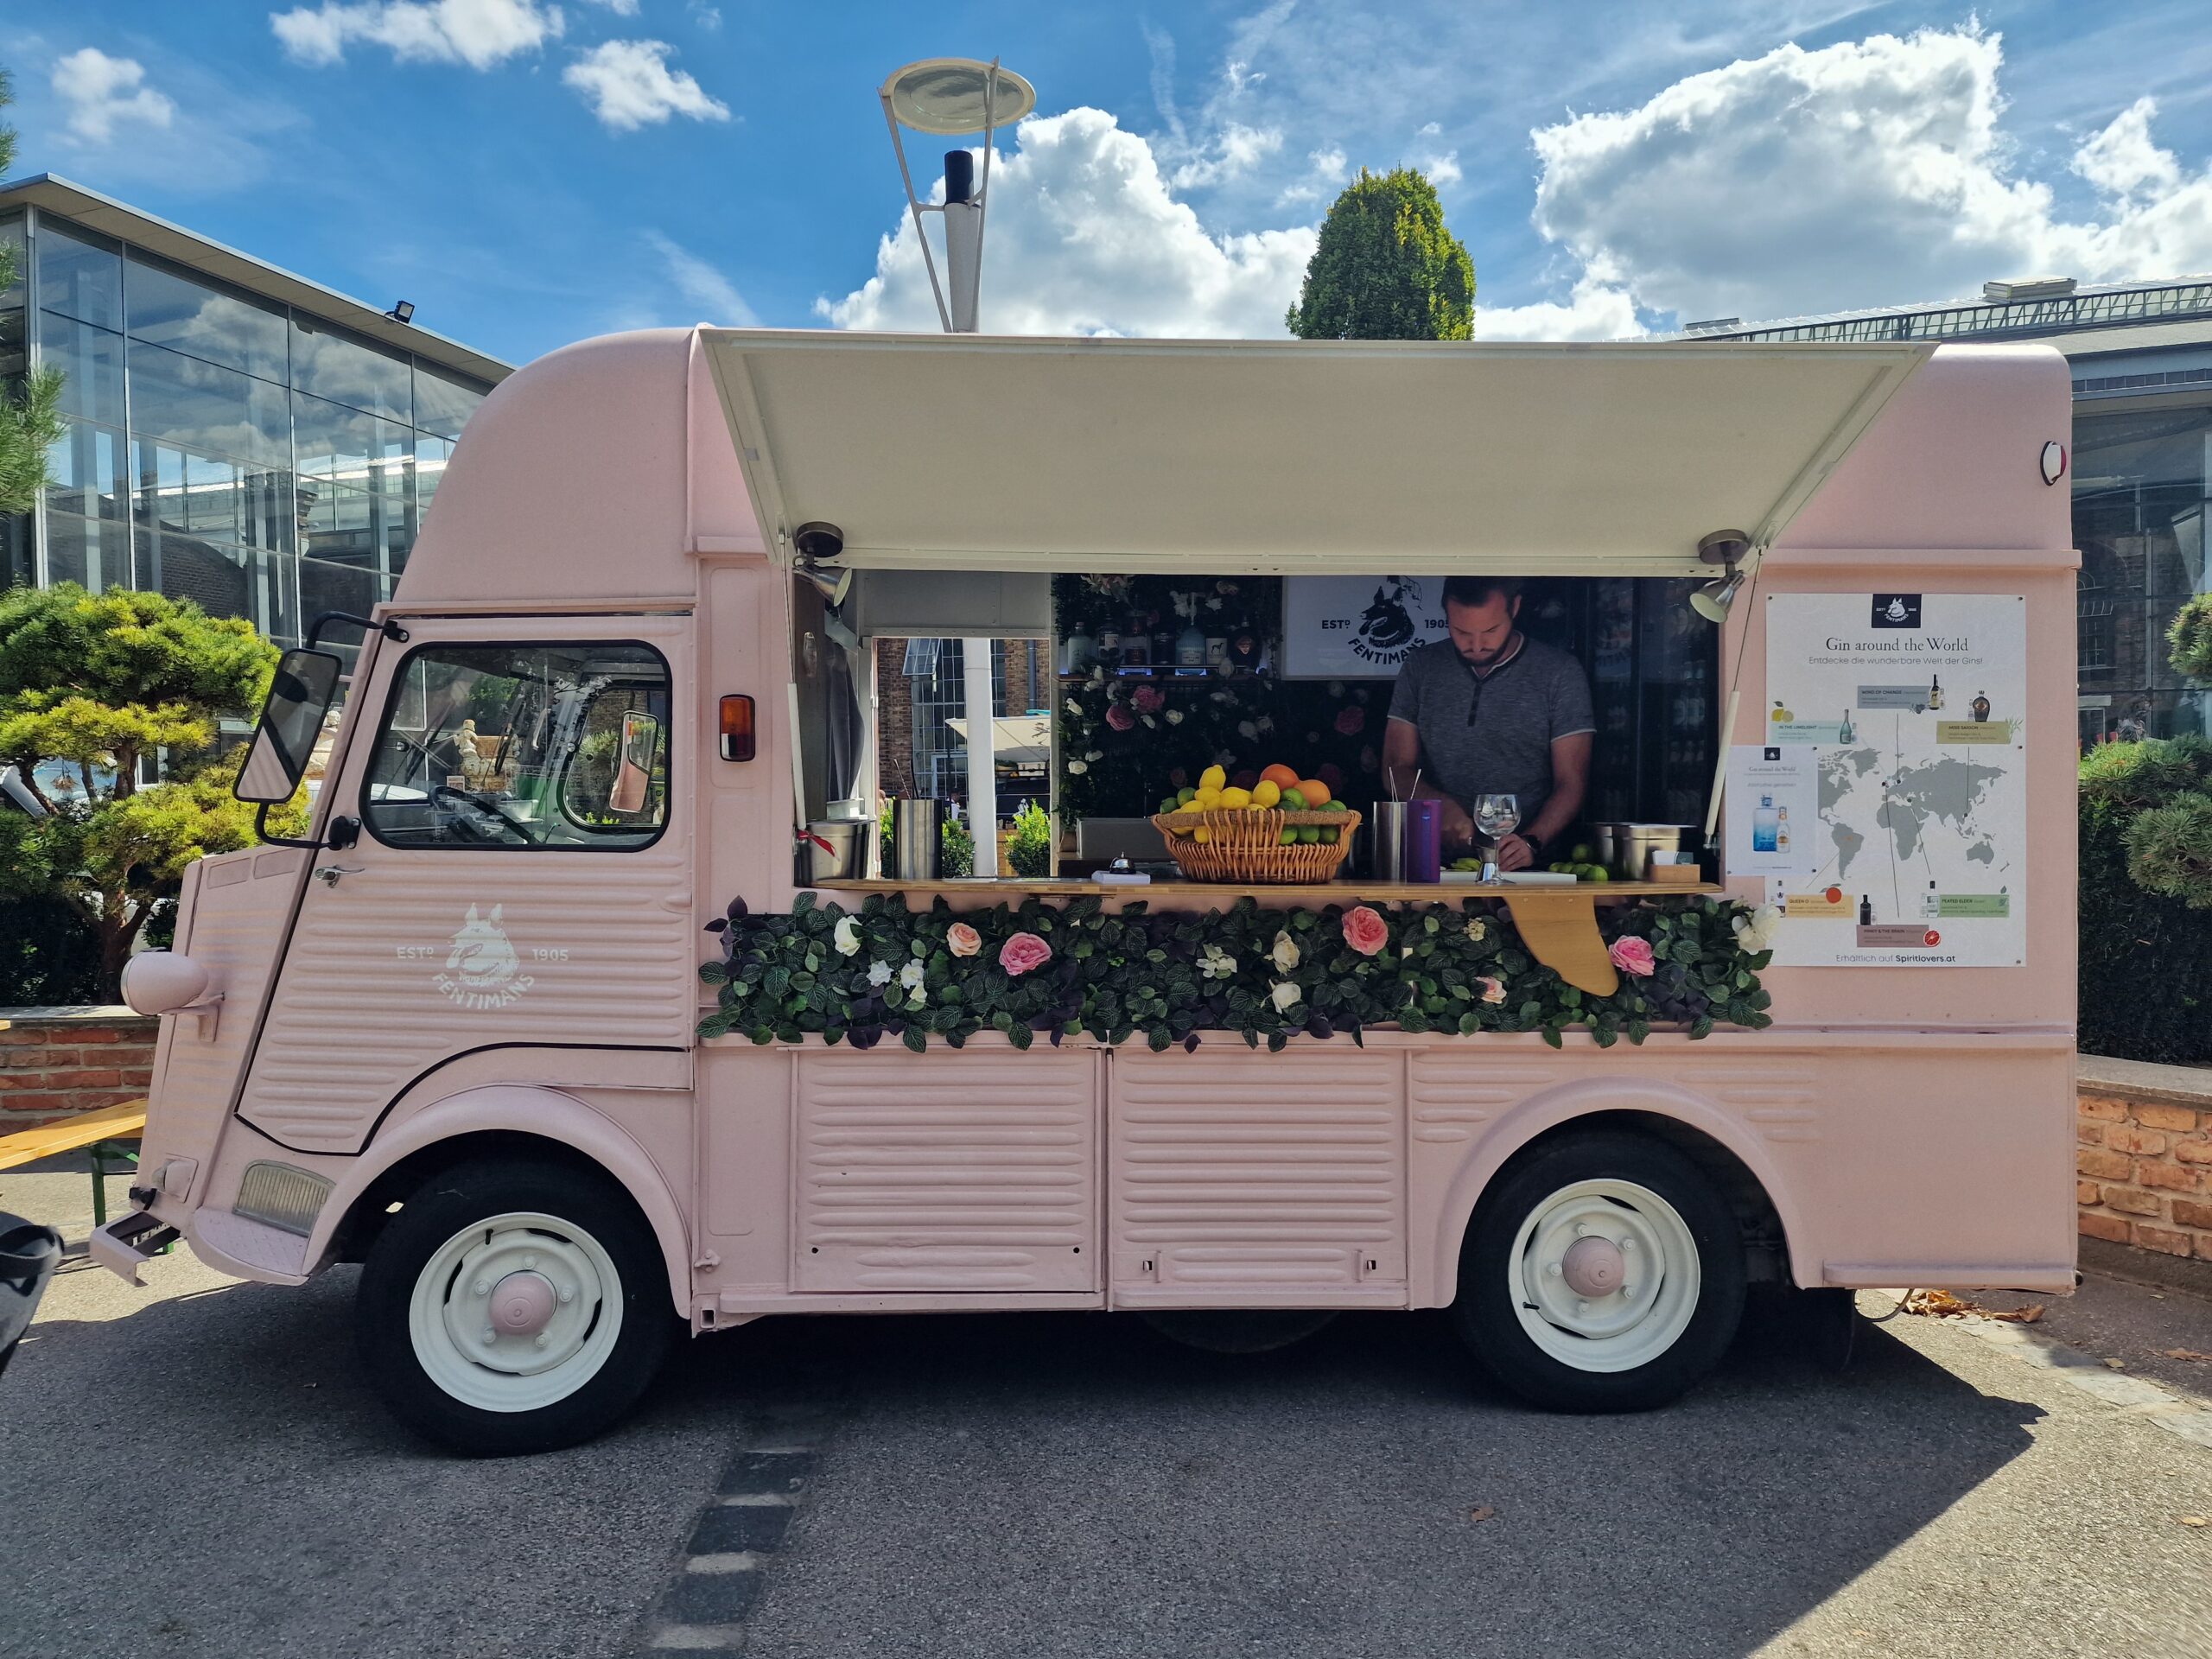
[1404,798,1442,883]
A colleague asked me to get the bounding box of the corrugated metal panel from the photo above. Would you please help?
[795,1048,1096,1292]
[236,850,695,1152]
[142,847,308,1188]
[1110,1048,1405,1291]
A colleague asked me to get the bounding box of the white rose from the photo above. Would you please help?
[833,917,861,957]
[867,959,893,987]
[1732,904,1783,954]
[1085,749,1103,762]
[1464,918,1488,943]
[1270,930,1300,973]
[1165,709,1184,725]
[1199,944,1236,981]
[1269,980,1302,1014]
[1065,697,1084,716]
[1237,721,1259,741]
[899,960,925,992]
[1066,760,1088,774]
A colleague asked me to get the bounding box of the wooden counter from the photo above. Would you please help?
[808,878,1727,998]
[810,878,1719,903]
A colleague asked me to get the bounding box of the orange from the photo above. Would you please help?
[1294,779,1332,808]
[1260,763,1300,791]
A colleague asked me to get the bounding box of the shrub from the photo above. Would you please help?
[2127,793,2212,909]
[940,810,974,878]
[2169,592,2212,683]
[2077,739,2212,1064]
[1007,799,1052,877]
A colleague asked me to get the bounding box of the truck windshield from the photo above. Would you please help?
[361,640,671,851]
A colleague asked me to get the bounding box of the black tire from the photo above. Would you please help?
[1450,1131,1746,1412]
[357,1159,676,1456]
[1140,1309,1339,1355]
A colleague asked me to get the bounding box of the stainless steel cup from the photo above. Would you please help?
[891,798,941,880]
[1368,801,1409,881]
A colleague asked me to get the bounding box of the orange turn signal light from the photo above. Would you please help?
[719,694,756,762]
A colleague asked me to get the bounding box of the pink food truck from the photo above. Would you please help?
[94,327,2078,1454]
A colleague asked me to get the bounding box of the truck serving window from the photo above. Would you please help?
[361,641,671,851]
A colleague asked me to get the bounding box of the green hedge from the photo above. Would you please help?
[0,897,104,1006]
[2077,737,2212,1065]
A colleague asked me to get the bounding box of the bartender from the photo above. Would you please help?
[1382,576,1593,871]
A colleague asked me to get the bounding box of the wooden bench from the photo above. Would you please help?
[0,1098,150,1227]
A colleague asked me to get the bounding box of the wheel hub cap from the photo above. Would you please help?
[488,1270,557,1337]
[1560,1236,1625,1298]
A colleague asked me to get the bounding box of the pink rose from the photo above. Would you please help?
[999,931,1052,976]
[947,923,982,957]
[1104,702,1136,732]
[1478,975,1507,1004]
[1341,906,1389,957]
[1167,766,1188,788]
[1609,936,1656,977]
[1131,683,1165,715]
[1333,706,1364,737]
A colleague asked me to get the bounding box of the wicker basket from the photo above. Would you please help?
[1147,808,1363,883]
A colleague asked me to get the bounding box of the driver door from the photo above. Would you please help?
[234,613,695,1157]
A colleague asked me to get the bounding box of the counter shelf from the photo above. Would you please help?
[805,878,1728,998]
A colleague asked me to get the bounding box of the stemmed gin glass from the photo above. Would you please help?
[1474,793,1519,881]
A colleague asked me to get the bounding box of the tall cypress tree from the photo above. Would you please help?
[1,67,64,518]
[1286,167,1475,340]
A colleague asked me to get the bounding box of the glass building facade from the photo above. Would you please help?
[1,200,499,646]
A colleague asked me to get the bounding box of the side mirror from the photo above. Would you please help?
[607,711,659,816]
[235,649,343,804]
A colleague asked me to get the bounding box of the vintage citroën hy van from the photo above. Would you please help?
[95,327,2078,1452]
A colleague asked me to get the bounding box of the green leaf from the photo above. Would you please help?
[901,1027,928,1054]
[1689,1015,1715,1040]
[1541,1026,1563,1049]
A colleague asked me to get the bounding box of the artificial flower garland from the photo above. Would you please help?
[701,892,1778,1053]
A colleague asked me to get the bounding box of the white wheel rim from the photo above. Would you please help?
[407,1211,624,1414]
[1505,1178,1700,1374]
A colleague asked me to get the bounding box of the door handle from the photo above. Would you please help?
[315,865,366,887]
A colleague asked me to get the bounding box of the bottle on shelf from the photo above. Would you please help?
[1858,894,1873,925]
[1928,672,1944,711]
[1838,709,1856,744]
[1752,794,1779,853]
[1922,880,1940,918]
[1775,806,1790,855]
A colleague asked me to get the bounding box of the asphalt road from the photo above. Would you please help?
[5,1163,2210,1659]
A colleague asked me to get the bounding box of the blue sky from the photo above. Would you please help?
[5,1,2212,366]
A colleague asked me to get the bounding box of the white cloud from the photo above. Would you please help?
[51,48,175,143]
[270,0,563,70]
[820,107,1317,338]
[1274,144,1349,207]
[1477,269,1644,341]
[582,0,639,13]
[645,230,757,325]
[563,39,729,131]
[1409,120,1460,188]
[1518,27,2212,330]
[688,0,721,29]
[1171,122,1284,190]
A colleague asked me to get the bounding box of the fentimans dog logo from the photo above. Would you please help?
[435,903,535,1010]
[1871,593,1922,629]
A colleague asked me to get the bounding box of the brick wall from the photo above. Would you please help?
[2077,1055,2212,1267]
[876,637,917,799]
[0,1007,158,1131]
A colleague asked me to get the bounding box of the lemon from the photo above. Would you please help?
[1220,786,1251,810]
[1192,824,1213,844]
[1199,764,1227,791]
[1192,788,1222,810]
[1252,779,1281,808]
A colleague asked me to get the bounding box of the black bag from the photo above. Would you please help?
[0,1211,63,1381]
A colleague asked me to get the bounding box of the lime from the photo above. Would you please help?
[1177,786,1196,805]
[1319,827,1339,845]
[1281,788,1307,810]
[1296,825,1321,844]
[1323,798,1348,812]
[1280,829,1300,846]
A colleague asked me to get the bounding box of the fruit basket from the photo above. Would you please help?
[1148,807,1363,883]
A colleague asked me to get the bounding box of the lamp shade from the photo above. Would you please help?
[882,59,1035,134]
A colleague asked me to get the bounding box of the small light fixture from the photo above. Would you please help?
[791,520,850,606]
[385,301,415,324]
[796,563,854,607]
[1690,569,1747,625]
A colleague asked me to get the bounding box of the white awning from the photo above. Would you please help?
[944,714,1052,766]
[702,330,1929,577]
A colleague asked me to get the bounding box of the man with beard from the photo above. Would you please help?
[1381,576,1592,869]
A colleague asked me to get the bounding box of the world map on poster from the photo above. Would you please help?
[1817,747,2011,882]
[1761,593,2028,967]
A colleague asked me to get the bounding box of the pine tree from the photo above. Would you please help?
[1286,167,1475,340]
[0,67,64,517]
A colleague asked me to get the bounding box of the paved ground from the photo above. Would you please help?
[5,1160,2210,1659]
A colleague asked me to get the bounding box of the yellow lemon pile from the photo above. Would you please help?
[1157,763,1350,845]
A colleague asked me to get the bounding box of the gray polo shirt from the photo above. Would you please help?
[1385,635,1594,830]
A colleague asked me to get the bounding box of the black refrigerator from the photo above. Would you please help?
[1521,577,1719,832]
